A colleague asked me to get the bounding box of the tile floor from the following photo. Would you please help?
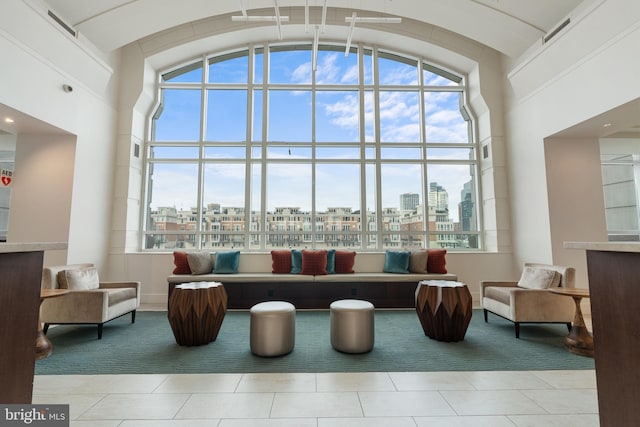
[33,369,599,426]
[33,307,599,426]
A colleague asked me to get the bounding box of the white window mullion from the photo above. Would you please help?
[260,44,269,250]
[373,46,383,250]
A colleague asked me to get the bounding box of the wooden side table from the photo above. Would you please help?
[415,280,472,342]
[168,281,227,346]
[549,287,594,357]
[36,289,69,360]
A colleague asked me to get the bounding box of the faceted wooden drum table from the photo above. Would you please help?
[415,280,472,342]
[168,281,227,346]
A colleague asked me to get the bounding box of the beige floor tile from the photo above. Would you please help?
[220,419,318,427]
[78,394,190,420]
[358,391,456,417]
[154,373,242,393]
[530,370,597,389]
[316,372,396,392]
[462,371,555,390]
[271,392,362,418]
[70,421,123,427]
[520,389,599,414]
[318,417,417,427]
[389,371,475,391]
[236,372,316,392]
[119,421,222,427]
[34,374,169,394]
[508,413,600,427]
[33,393,106,421]
[440,390,547,415]
[175,392,274,419]
[414,415,517,426]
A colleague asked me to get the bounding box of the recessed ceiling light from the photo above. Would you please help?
[4,117,14,123]
[603,123,612,127]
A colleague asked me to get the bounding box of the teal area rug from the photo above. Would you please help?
[35,309,594,375]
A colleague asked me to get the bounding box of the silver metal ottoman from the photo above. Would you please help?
[330,299,375,353]
[250,301,296,357]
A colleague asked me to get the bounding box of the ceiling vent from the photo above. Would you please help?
[543,18,570,44]
[47,10,77,38]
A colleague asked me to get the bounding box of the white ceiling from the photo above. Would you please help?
[4,0,638,139]
[41,0,583,58]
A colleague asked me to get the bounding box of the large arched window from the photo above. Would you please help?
[143,42,479,251]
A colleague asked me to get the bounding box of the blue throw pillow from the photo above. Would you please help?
[290,249,302,274]
[326,249,336,274]
[214,250,240,274]
[383,250,410,274]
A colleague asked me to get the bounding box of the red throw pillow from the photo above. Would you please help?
[172,251,191,274]
[301,250,328,275]
[271,250,292,274]
[335,251,356,274]
[427,249,447,274]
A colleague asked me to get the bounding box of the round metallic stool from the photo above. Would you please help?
[250,301,296,357]
[330,299,375,353]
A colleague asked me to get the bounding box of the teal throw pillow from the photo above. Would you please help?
[326,249,336,274]
[214,250,240,274]
[290,249,302,274]
[383,250,410,274]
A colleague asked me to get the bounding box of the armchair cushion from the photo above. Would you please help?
[517,266,561,290]
[57,267,100,291]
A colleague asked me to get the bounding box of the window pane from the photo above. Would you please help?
[426,147,475,160]
[379,91,420,142]
[267,164,311,212]
[380,147,422,159]
[206,90,247,141]
[153,89,201,141]
[364,90,374,142]
[423,63,462,86]
[362,49,373,85]
[269,46,312,84]
[204,147,246,159]
[316,164,359,212]
[149,146,199,159]
[424,91,469,143]
[267,146,311,159]
[316,90,359,142]
[316,147,360,159]
[203,163,246,210]
[427,164,478,248]
[378,52,418,85]
[254,47,264,84]
[252,90,263,141]
[316,47,358,85]
[208,52,248,83]
[250,163,262,249]
[268,90,312,142]
[162,63,202,83]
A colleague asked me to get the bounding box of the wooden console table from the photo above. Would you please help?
[565,241,640,427]
[549,287,593,357]
[0,242,67,404]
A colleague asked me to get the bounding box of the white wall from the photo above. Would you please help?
[504,0,640,273]
[9,134,75,265]
[0,1,120,272]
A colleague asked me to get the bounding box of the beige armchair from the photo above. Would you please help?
[40,263,141,339]
[480,263,576,338]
